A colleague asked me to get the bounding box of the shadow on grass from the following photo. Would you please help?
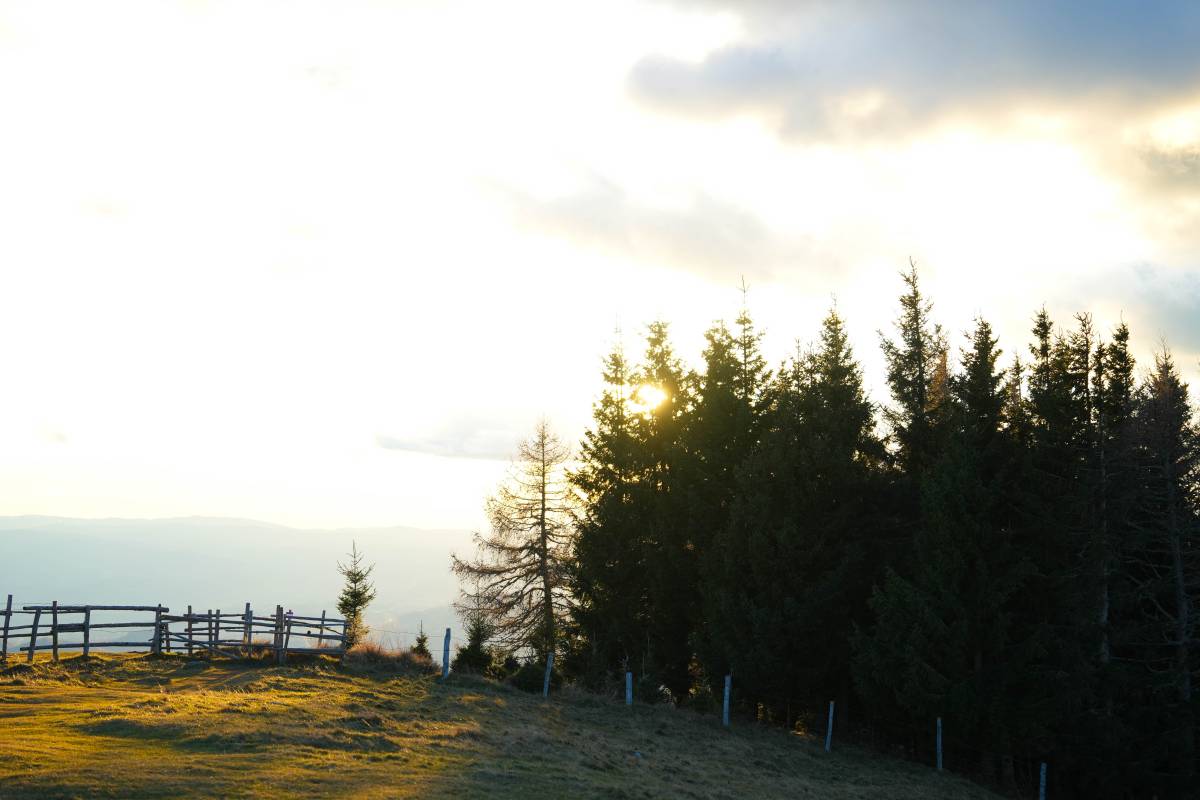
[3,655,1004,800]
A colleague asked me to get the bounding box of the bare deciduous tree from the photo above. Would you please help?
[451,419,574,661]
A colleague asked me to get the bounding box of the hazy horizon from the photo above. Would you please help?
[0,514,472,650]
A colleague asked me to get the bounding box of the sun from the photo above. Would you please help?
[629,384,668,414]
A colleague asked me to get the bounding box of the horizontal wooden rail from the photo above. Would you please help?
[22,641,154,652]
[1,595,349,664]
[22,605,168,613]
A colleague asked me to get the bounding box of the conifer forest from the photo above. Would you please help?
[555,267,1198,798]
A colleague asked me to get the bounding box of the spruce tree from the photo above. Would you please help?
[633,321,696,700]
[337,541,376,648]
[1125,349,1199,790]
[855,317,1039,785]
[712,307,884,724]
[1090,322,1137,707]
[411,624,431,659]
[451,611,495,674]
[569,337,648,683]
[879,263,949,479]
[690,308,769,695]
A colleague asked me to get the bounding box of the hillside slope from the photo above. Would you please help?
[0,655,1000,799]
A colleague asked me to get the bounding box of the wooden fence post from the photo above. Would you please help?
[83,608,91,658]
[243,603,252,658]
[825,700,835,752]
[1039,762,1047,800]
[316,610,326,650]
[273,606,284,665]
[1,594,10,662]
[51,601,59,662]
[542,652,554,698]
[27,608,41,663]
[722,674,732,727]
[282,611,292,665]
[441,628,451,679]
[186,605,193,657]
[936,717,943,771]
[626,671,633,706]
[151,605,163,654]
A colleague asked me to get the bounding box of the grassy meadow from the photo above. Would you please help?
[0,654,1000,799]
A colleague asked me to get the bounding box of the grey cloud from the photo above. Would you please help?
[1135,143,1200,192]
[1046,264,1200,363]
[1121,266,1200,356]
[633,1,1200,140]
[376,420,519,461]
[501,176,822,281]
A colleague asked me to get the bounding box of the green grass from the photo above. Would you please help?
[0,654,1000,799]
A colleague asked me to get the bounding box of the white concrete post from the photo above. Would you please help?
[441,628,451,679]
[542,652,554,697]
[825,700,835,752]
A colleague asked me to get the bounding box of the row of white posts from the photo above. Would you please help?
[443,641,1052,799]
[714,674,1048,799]
[715,671,1046,796]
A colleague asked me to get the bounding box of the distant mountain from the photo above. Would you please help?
[0,516,476,650]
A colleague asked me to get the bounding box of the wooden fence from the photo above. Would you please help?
[0,594,348,664]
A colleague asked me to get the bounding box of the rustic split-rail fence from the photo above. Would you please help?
[0,594,347,664]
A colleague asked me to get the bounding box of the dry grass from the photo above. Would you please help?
[341,641,436,674]
[0,654,1001,799]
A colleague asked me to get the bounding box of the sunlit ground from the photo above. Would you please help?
[0,654,999,799]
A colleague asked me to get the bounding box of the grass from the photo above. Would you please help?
[0,653,1001,799]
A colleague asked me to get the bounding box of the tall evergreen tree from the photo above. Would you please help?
[569,337,650,684]
[879,263,949,479]
[632,321,697,699]
[712,308,884,724]
[690,308,769,695]
[1091,323,1137,677]
[1124,349,1199,790]
[855,317,1041,786]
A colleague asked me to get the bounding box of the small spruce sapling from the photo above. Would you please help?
[451,612,494,673]
[336,541,376,648]
[411,623,431,659]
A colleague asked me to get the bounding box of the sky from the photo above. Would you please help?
[2,0,1199,531]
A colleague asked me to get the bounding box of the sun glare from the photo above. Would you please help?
[630,384,668,414]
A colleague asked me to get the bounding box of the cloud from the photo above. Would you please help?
[376,418,521,461]
[1115,266,1200,355]
[38,427,68,445]
[1133,141,1200,192]
[1043,263,1200,366]
[500,175,821,281]
[632,1,1200,140]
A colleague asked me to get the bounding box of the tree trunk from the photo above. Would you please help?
[1164,449,1196,783]
[538,432,557,660]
